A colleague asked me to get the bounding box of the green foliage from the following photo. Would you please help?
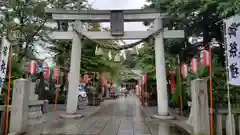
[143,0,240,105]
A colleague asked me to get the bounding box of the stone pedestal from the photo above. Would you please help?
[152,114,175,120]
[59,113,84,119]
[28,82,44,126]
[9,79,30,134]
[28,100,44,125]
[190,79,210,135]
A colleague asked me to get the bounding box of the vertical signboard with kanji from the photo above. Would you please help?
[224,15,240,85]
[0,37,10,93]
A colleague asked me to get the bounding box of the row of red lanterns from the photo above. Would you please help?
[28,60,60,80]
[181,49,210,78]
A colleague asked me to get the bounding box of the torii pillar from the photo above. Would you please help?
[45,8,184,119]
[153,18,173,119]
[66,21,82,114]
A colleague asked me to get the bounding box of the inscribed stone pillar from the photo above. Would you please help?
[9,79,30,133]
[154,18,169,116]
[191,79,210,135]
[66,21,82,114]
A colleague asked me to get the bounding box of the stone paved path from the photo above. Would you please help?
[24,96,188,135]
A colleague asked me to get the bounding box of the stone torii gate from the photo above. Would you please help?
[45,8,184,119]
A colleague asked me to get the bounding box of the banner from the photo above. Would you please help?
[224,15,240,85]
[0,37,10,94]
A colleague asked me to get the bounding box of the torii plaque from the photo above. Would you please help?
[45,8,184,119]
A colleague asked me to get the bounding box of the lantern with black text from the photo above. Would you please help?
[200,49,210,66]
[53,67,60,80]
[28,60,37,75]
[191,58,198,73]
[181,64,188,78]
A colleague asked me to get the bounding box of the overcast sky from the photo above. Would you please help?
[38,0,149,65]
[88,0,148,32]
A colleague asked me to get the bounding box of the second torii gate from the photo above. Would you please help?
[45,8,184,119]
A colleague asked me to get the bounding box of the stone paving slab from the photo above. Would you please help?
[99,118,121,135]
[83,118,109,134]
[22,96,189,135]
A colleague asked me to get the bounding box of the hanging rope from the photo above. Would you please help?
[72,25,164,50]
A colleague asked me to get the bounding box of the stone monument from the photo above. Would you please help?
[188,79,210,135]
[9,79,30,134]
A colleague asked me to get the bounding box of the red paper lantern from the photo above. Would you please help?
[53,67,60,79]
[28,60,37,75]
[191,58,198,73]
[181,64,188,78]
[83,74,88,83]
[200,49,210,66]
[43,62,50,80]
[143,74,147,84]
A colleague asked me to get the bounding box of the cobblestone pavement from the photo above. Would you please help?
[24,96,188,135]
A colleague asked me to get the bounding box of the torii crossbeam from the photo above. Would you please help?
[45,8,185,119]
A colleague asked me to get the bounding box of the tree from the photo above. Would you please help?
[0,0,50,62]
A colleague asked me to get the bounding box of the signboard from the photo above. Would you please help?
[110,10,124,36]
[224,15,240,85]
